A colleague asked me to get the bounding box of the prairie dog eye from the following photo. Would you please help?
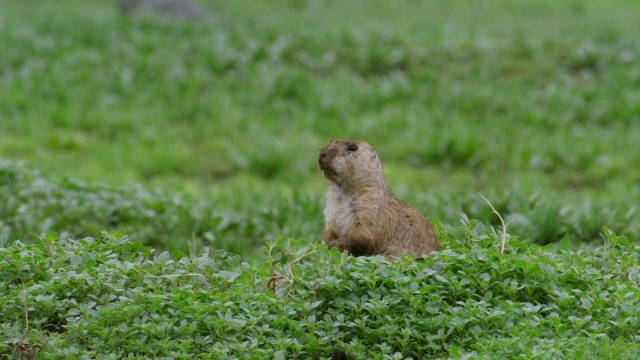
[347,144,358,152]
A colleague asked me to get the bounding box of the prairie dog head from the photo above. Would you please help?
[318,139,384,189]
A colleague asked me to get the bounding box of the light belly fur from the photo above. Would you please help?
[324,185,355,236]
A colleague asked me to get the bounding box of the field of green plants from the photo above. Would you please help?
[1,0,640,358]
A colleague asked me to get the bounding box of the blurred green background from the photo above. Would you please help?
[1,0,639,257]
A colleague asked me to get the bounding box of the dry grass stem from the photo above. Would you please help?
[479,194,513,254]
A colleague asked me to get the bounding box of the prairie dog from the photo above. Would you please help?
[318,139,439,260]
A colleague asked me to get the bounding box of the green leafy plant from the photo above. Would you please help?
[1,1,640,357]
[2,225,639,359]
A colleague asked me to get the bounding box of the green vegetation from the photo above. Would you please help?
[1,0,639,358]
[1,161,639,257]
[2,228,640,359]
[0,161,323,256]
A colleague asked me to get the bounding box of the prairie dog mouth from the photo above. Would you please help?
[318,150,338,179]
[318,157,336,177]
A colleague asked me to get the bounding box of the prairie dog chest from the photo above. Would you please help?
[324,185,381,236]
[324,185,356,236]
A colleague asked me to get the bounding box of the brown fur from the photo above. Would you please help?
[318,139,439,260]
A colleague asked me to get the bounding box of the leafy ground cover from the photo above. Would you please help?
[1,0,639,251]
[1,0,639,190]
[1,0,640,358]
[1,161,639,257]
[2,226,640,359]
